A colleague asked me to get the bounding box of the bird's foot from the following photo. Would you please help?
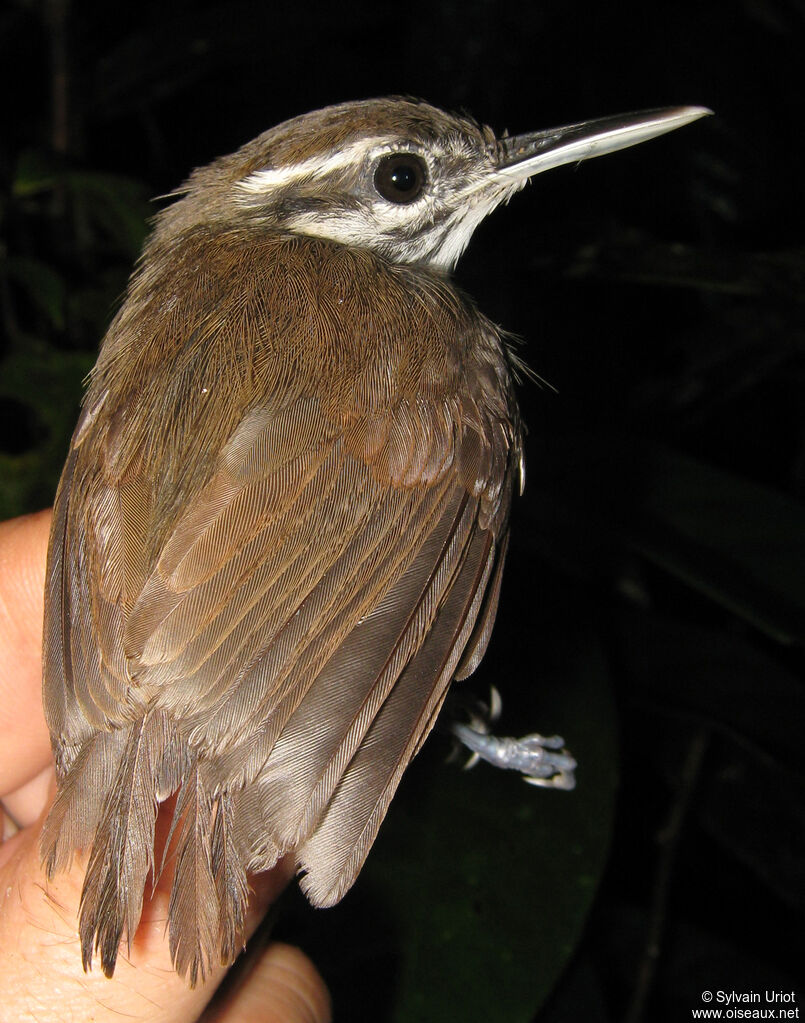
[448,687,576,790]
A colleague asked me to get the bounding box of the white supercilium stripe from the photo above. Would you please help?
[236,137,395,194]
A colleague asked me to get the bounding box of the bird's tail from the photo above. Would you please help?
[167,764,249,986]
[76,711,169,976]
[42,710,247,984]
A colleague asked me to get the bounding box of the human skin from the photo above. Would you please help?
[0,510,331,1023]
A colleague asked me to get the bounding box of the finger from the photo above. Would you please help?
[203,943,331,1023]
[0,805,296,1023]
[1,764,53,829]
[0,509,53,794]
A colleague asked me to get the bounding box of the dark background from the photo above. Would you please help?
[1,1,803,1020]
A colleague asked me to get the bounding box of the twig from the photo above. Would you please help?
[623,727,710,1023]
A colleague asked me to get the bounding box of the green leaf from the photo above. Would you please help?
[349,629,617,1022]
[614,608,805,776]
[626,443,805,645]
[612,608,805,909]
[0,349,91,517]
[3,256,67,329]
[12,149,58,198]
[65,171,151,256]
[528,432,805,646]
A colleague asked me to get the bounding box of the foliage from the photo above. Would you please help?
[0,145,150,516]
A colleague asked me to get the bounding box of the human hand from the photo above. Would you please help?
[0,510,331,1022]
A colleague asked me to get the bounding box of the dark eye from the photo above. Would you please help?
[374,153,427,204]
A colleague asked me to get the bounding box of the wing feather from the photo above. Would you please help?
[227,487,472,856]
[298,523,499,905]
[185,459,455,756]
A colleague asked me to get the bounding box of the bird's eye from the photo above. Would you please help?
[374,154,427,204]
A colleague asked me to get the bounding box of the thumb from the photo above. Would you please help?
[202,943,332,1023]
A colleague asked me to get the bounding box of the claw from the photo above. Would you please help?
[450,721,577,791]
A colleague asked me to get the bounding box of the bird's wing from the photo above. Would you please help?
[42,234,520,913]
[147,388,516,900]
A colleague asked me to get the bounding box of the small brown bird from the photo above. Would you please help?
[40,97,708,984]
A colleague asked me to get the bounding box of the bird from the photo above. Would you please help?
[39,97,709,985]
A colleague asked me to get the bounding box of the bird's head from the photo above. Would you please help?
[155,98,710,271]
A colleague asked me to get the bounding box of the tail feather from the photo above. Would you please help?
[211,791,249,965]
[44,712,247,985]
[78,711,169,976]
[40,727,128,876]
[168,765,248,986]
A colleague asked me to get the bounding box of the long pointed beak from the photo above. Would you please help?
[495,106,712,182]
